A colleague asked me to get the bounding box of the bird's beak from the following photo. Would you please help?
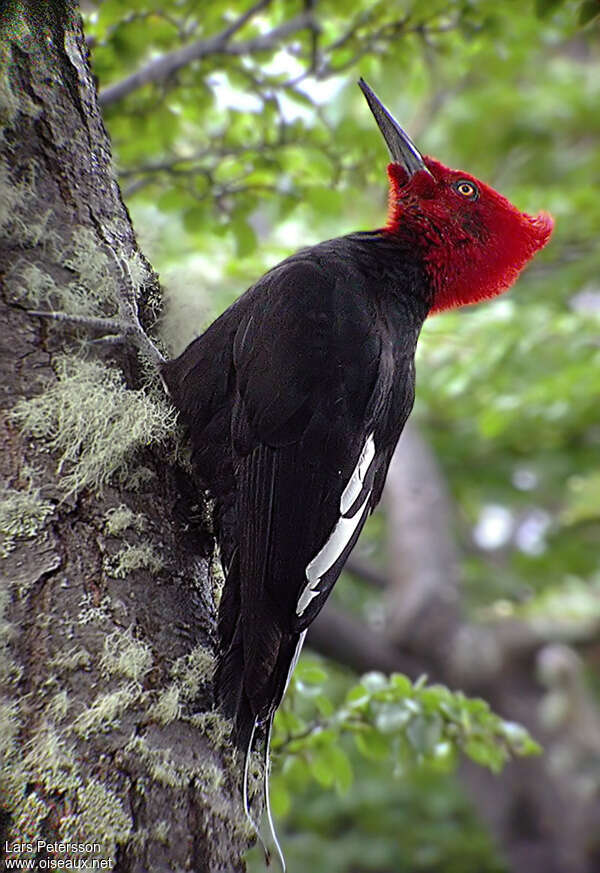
[358,78,431,178]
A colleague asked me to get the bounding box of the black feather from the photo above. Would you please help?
[162,231,432,862]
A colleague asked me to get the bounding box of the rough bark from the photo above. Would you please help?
[0,3,250,870]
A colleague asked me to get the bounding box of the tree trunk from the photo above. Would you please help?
[0,3,248,870]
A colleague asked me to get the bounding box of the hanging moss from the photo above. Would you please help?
[170,644,215,701]
[146,684,182,726]
[104,504,147,536]
[0,484,54,557]
[103,542,164,579]
[99,627,154,682]
[11,356,177,496]
[72,683,143,740]
[59,779,132,860]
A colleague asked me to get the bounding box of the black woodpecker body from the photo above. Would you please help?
[161,80,553,866]
[163,232,428,713]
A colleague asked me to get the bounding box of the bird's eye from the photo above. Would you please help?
[454,180,479,200]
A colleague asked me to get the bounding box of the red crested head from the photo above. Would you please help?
[386,159,554,313]
[358,78,554,315]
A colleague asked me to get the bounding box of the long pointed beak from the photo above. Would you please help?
[358,78,431,177]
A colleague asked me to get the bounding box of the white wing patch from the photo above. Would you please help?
[340,432,375,514]
[297,493,370,615]
[296,433,377,617]
[296,434,376,617]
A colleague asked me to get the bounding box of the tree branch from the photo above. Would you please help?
[345,554,387,589]
[308,603,431,679]
[99,9,312,108]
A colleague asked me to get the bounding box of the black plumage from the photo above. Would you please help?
[161,82,437,867]
[161,233,431,768]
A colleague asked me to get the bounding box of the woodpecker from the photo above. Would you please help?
[161,79,553,866]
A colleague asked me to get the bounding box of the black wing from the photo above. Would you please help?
[219,257,404,733]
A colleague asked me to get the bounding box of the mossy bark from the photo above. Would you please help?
[0,3,248,870]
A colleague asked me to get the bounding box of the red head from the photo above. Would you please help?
[359,79,553,314]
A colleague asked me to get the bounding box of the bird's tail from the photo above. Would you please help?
[215,580,305,871]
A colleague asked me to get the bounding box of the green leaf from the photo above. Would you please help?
[562,472,600,524]
[578,0,600,25]
[183,206,208,233]
[231,217,258,258]
[269,776,291,817]
[314,694,335,718]
[535,0,566,19]
[360,672,388,693]
[157,189,184,213]
[309,745,336,788]
[406,714,443,754]
[390,673,413,695]
[354,726,391,761]
[295,662,328,684]
[330,745,353,795]
[345,683,370,708]
[464,737,506,773]
[374,702,412,734]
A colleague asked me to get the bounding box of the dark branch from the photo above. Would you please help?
[345,555,387,589]
[307,603,431,679]
[99,10,312,108]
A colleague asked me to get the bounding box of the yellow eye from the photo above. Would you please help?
[454,180,479,200]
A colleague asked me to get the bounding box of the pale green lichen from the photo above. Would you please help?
[10,261,59,307]
[152,820,170,844]
[11,356,177,496]
[62,227,114,299]
[124,735,189,788]
[6,792,48,854]
[104,504,146,536]
[103,542,164,579]
[0,157,36,237]
[0,701,24,798]
[9,226,150,319]
[124,249,147,292]
[170,644,214,700]
[7,218,127,313]
[0,48,20,125]
[99,627,153,682]
[189,711,231,748]
[23,724,80,793]
[48,645,92,673]
[60,779,132,859]
[12,255,101,316]
[147,684,181,726]
[124,465,156,491]
[73,683,142,739]
[77,591,112,625]
[0,587,21,688]
[124,734,223,791]
[44,689,70,722]
[0,484,54,557]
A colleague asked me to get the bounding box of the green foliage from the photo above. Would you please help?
[272,662,539,809]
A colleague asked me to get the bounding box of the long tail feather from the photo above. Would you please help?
[264,712,286,872]
[243,717,271,865]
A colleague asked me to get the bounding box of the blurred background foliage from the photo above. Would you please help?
[83,0,600,870]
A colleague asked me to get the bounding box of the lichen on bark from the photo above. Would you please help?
[0,3,248,870]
